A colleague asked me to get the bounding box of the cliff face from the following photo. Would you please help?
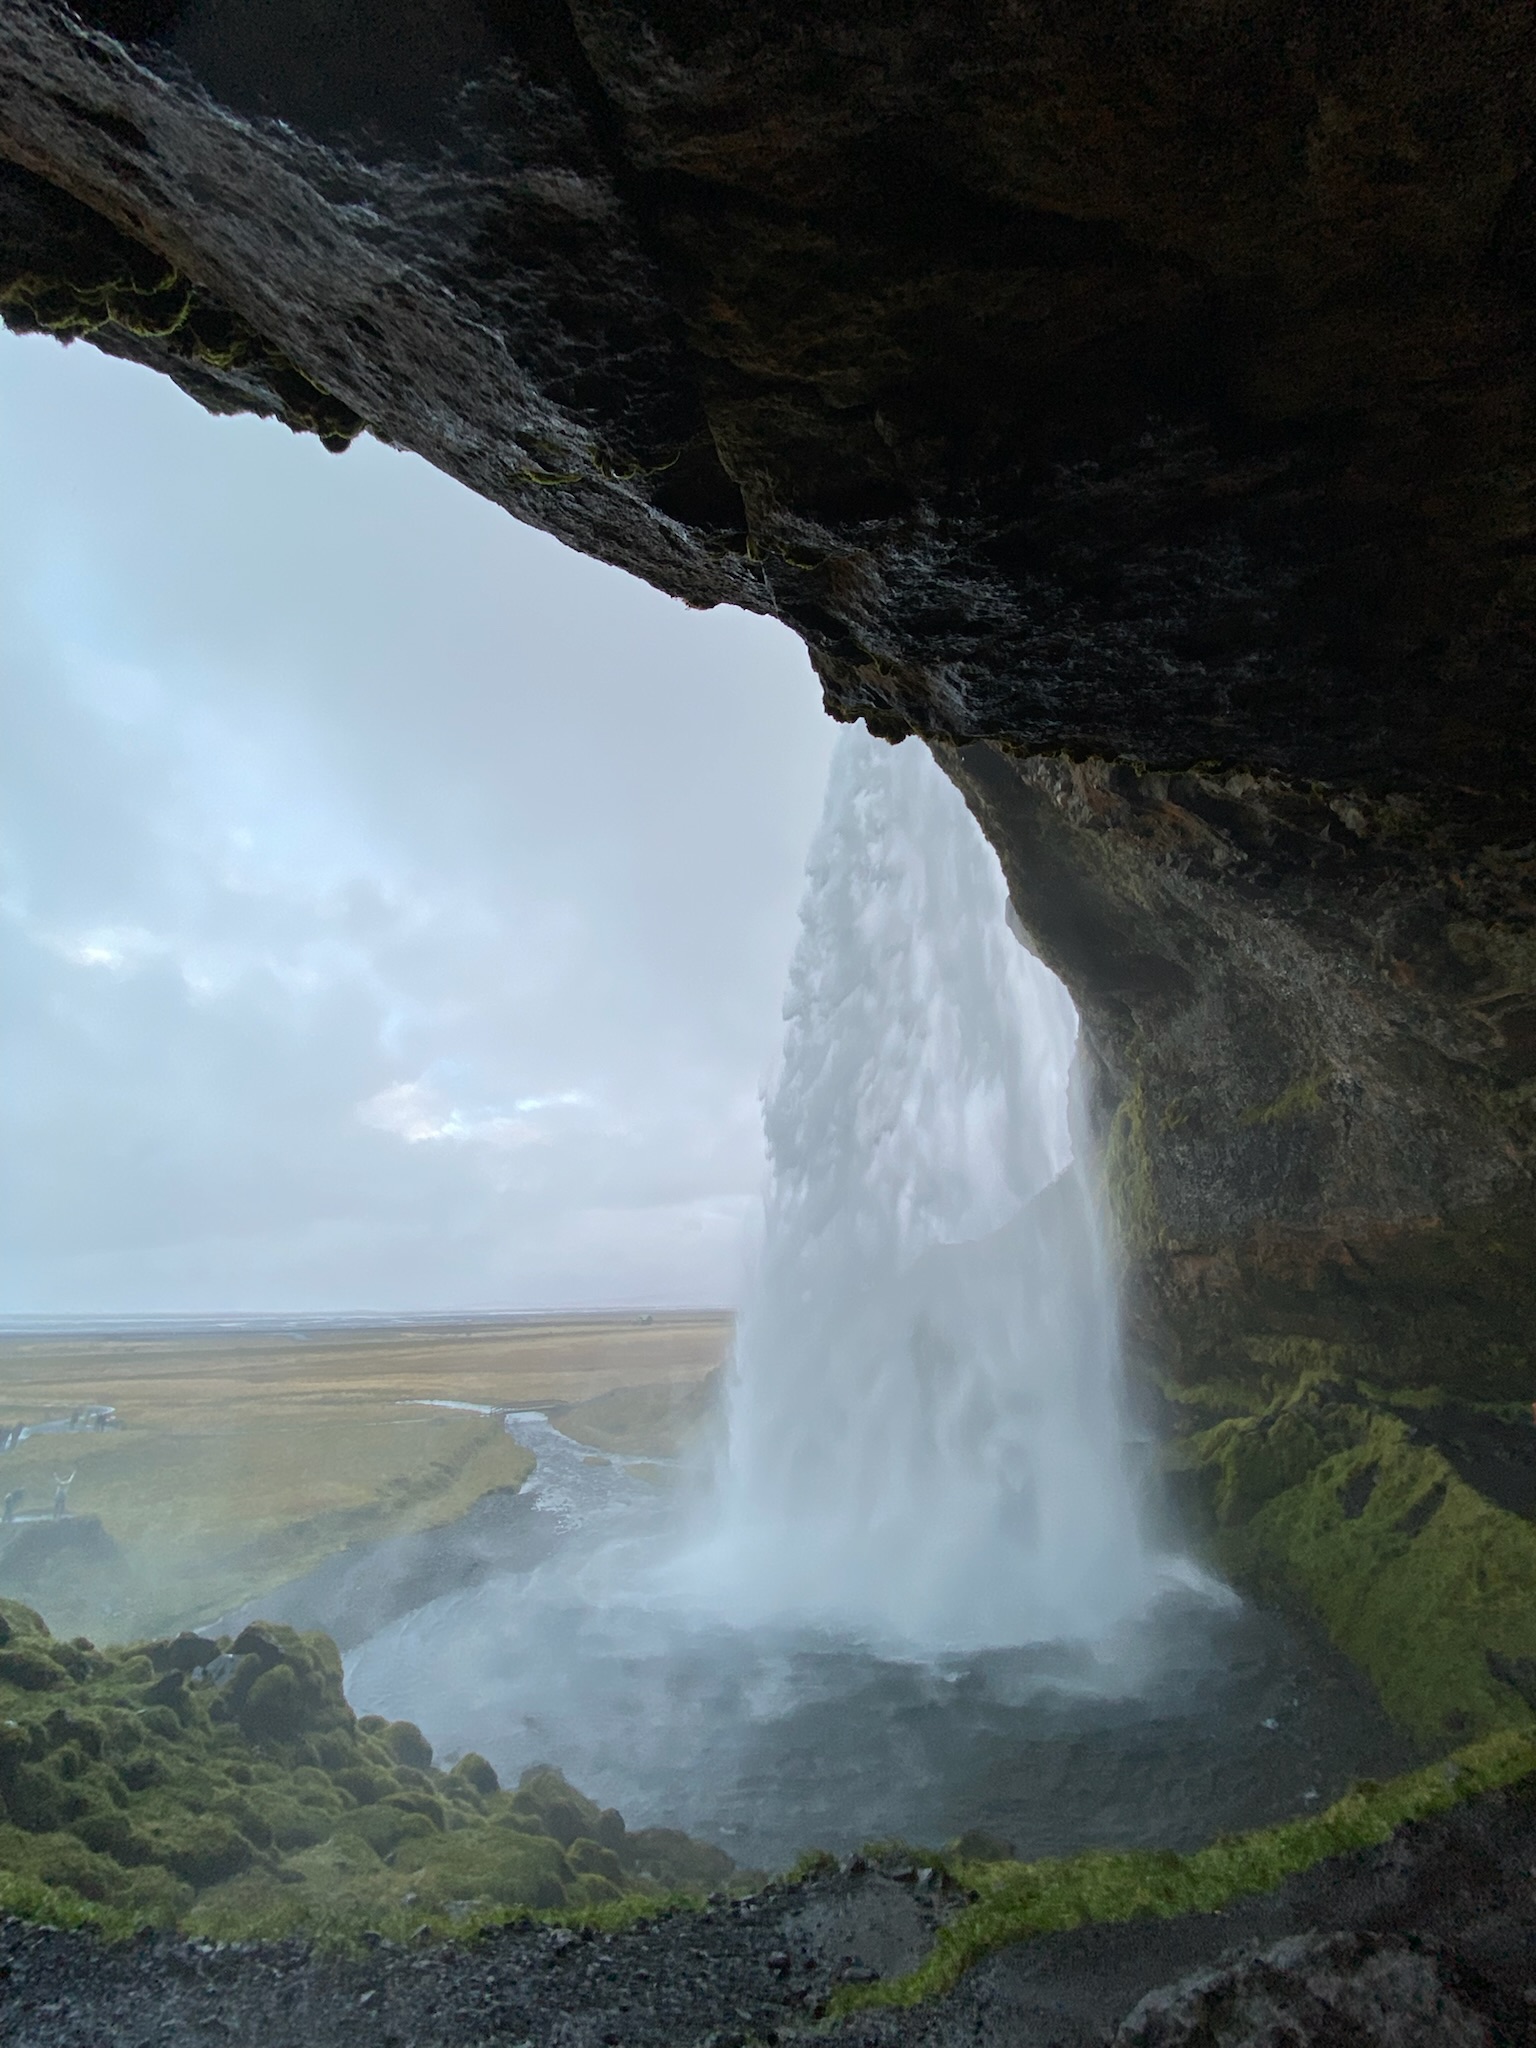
[3,1,1535,1418]
[950,744,1536,1409]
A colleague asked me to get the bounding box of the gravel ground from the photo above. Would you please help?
[5,1784,1536,2046]
[0,1864,953,2048]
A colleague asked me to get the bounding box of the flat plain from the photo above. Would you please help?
[0,1312,731,1642]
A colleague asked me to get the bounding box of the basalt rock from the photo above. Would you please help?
[946,744,1536,1414]
[1,10,1535,1511]
[1111,1930,1491,2048]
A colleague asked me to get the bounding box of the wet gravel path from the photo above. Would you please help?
[5,1782,1536,2047]
[0,1868,949,2048]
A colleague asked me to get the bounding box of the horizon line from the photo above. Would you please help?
[0,1303,737,1331]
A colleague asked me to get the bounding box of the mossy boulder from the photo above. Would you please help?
[0,1646,68,1693]
[450,1752,500,1798]
[3,1759,79,1832]
[239,1664,308,1744]
[145,1810,255,1888]
[147,1633,222,1676]
[622,1826,736,1890]
[382,1788,445,1831]
[568,1836,624,1885]
[334,1801,434,1860]
[331,1763,394,1807]
[508,1764,601,1847]
[390,1822,575,1912]
[241,1789,332,1855]
[378,1719,433,1771]
[0,1601,50,1641]
[73,1805,144,1862]
[221,1624,352,1748]
[28,1830,126,1904]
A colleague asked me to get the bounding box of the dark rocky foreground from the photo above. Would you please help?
[6,1780,1536,2048]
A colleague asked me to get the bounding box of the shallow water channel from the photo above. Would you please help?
[337,1411,1418,1873]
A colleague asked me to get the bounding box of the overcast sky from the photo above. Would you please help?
[0,330,836,1315]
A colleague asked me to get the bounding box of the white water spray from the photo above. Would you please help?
[343,729,1369,1862]
[682,728,1158,1650]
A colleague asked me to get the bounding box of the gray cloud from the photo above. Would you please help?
[0,331,834,1312]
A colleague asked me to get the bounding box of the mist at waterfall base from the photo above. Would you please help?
[671,727,1155,1652]
[346,734,1410,1868]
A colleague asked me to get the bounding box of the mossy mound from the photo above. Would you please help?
[1165,1376,1536,1745]
[0,1599,732,1941]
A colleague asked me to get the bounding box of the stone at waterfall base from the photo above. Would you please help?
[1111,1932,1488,2047]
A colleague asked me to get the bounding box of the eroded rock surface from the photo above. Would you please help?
[948,742,1536,1407]
[1112,1932,1489,2048]
[2,4,1531,773]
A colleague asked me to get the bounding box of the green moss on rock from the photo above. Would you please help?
[0,160,363,452]
[451,1751,500,1798]
[1168,1381,1536,1743]
[1105,1079,1163,1259]
[391,1822,574,1912]
[0,1596,735,1941]
[1148,1192,1536,1412]
[0,1645,67,1692]
[621,1825,736,1891]
[378,1718,433,1771]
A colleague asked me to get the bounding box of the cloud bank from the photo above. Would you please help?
[0,331,834,1313]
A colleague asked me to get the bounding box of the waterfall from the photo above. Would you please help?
[684,727,1157,1651]
[344,729,1305,1863]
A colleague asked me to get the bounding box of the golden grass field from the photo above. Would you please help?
[0,1313,731,1644]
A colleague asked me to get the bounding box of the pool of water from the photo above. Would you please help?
[342,1413,1419,1871]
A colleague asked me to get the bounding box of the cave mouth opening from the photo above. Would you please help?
[341,729,1417,1872]
[0,320,1422,1889]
